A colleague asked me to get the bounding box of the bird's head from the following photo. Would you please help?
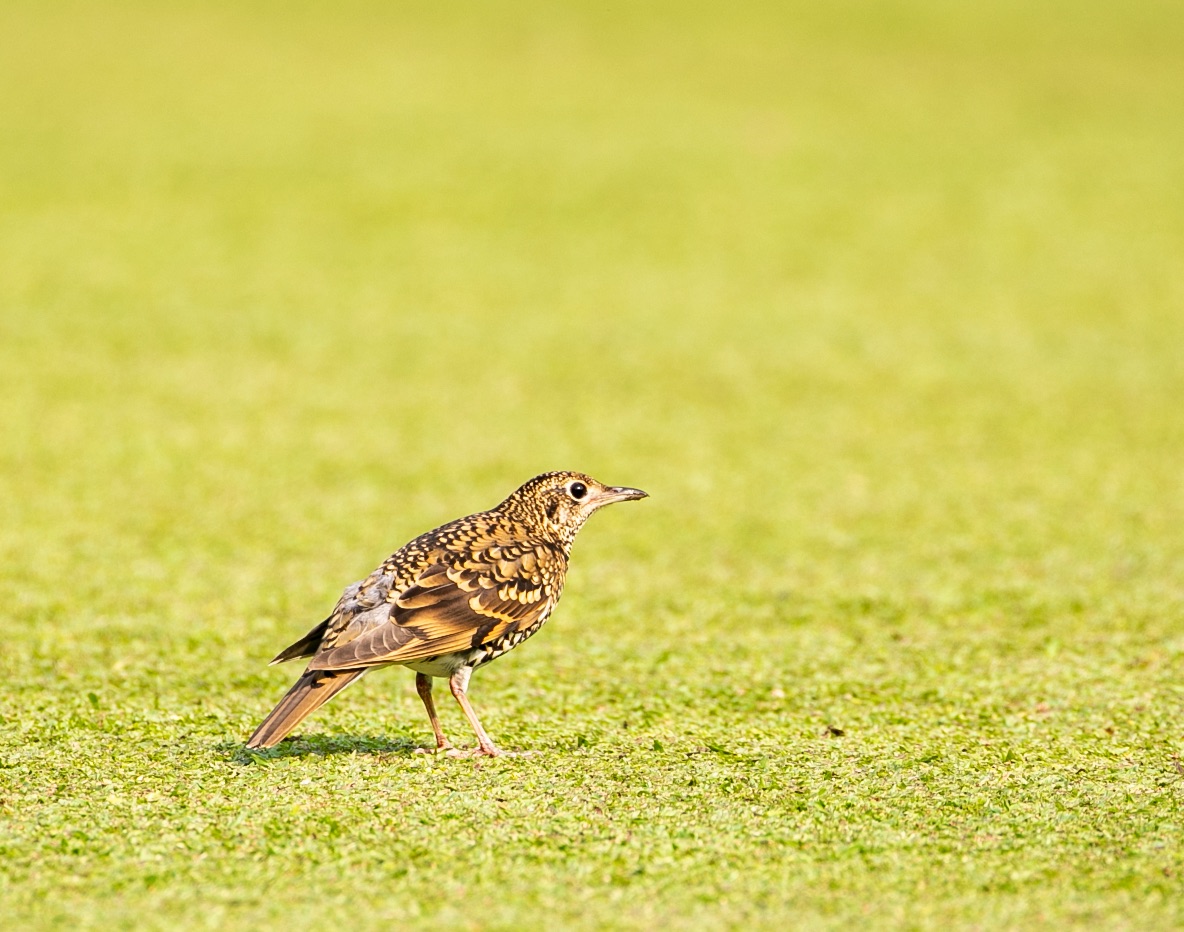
[500,471,648,549]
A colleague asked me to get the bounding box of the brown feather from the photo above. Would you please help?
[268,619,330,665]
[308,549,556,670]
[245,668,366,749]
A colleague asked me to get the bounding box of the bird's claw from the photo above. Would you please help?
[445,746,502,759]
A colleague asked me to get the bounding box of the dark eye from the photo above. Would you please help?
[569,481,587,500]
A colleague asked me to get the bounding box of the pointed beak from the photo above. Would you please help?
[597,485,649,505]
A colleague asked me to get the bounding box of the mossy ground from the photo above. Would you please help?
[1,1,1182,927]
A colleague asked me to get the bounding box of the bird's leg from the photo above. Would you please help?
[415,672,453,752]
[448,667,501,757]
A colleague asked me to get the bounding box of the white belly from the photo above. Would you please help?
[402,651,483,678]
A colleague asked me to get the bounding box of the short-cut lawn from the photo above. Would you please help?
[1,1,1182,927]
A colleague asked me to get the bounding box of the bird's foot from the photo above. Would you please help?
[414,742,455,755]
[444,746,538,759]
[445,745,503,759]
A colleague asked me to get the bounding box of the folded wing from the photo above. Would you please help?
[307,543,559,671]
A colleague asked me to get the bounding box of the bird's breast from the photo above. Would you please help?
[474,606,554,665]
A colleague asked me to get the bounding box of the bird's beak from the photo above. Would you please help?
[597,485,649,505]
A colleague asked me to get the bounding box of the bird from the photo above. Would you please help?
[245,471,647,756]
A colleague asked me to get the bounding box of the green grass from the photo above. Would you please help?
[2,0,1184,927]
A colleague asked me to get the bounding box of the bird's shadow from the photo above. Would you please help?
[218,733,424,765]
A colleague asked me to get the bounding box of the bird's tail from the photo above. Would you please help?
[245,668,366,749]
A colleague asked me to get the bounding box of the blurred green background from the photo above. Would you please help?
[2,1,1182,928]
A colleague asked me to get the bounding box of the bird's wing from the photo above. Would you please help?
[307,543,560,670]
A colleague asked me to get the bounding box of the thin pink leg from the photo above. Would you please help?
[449,668,500,757]
[416,672,453,751]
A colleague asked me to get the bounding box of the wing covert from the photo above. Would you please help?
[308,541,560,670]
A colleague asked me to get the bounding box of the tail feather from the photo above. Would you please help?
[246,668,366,749]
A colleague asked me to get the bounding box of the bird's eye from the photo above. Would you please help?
[569,481,587,500]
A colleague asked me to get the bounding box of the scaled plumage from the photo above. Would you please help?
[246,472,647,755]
